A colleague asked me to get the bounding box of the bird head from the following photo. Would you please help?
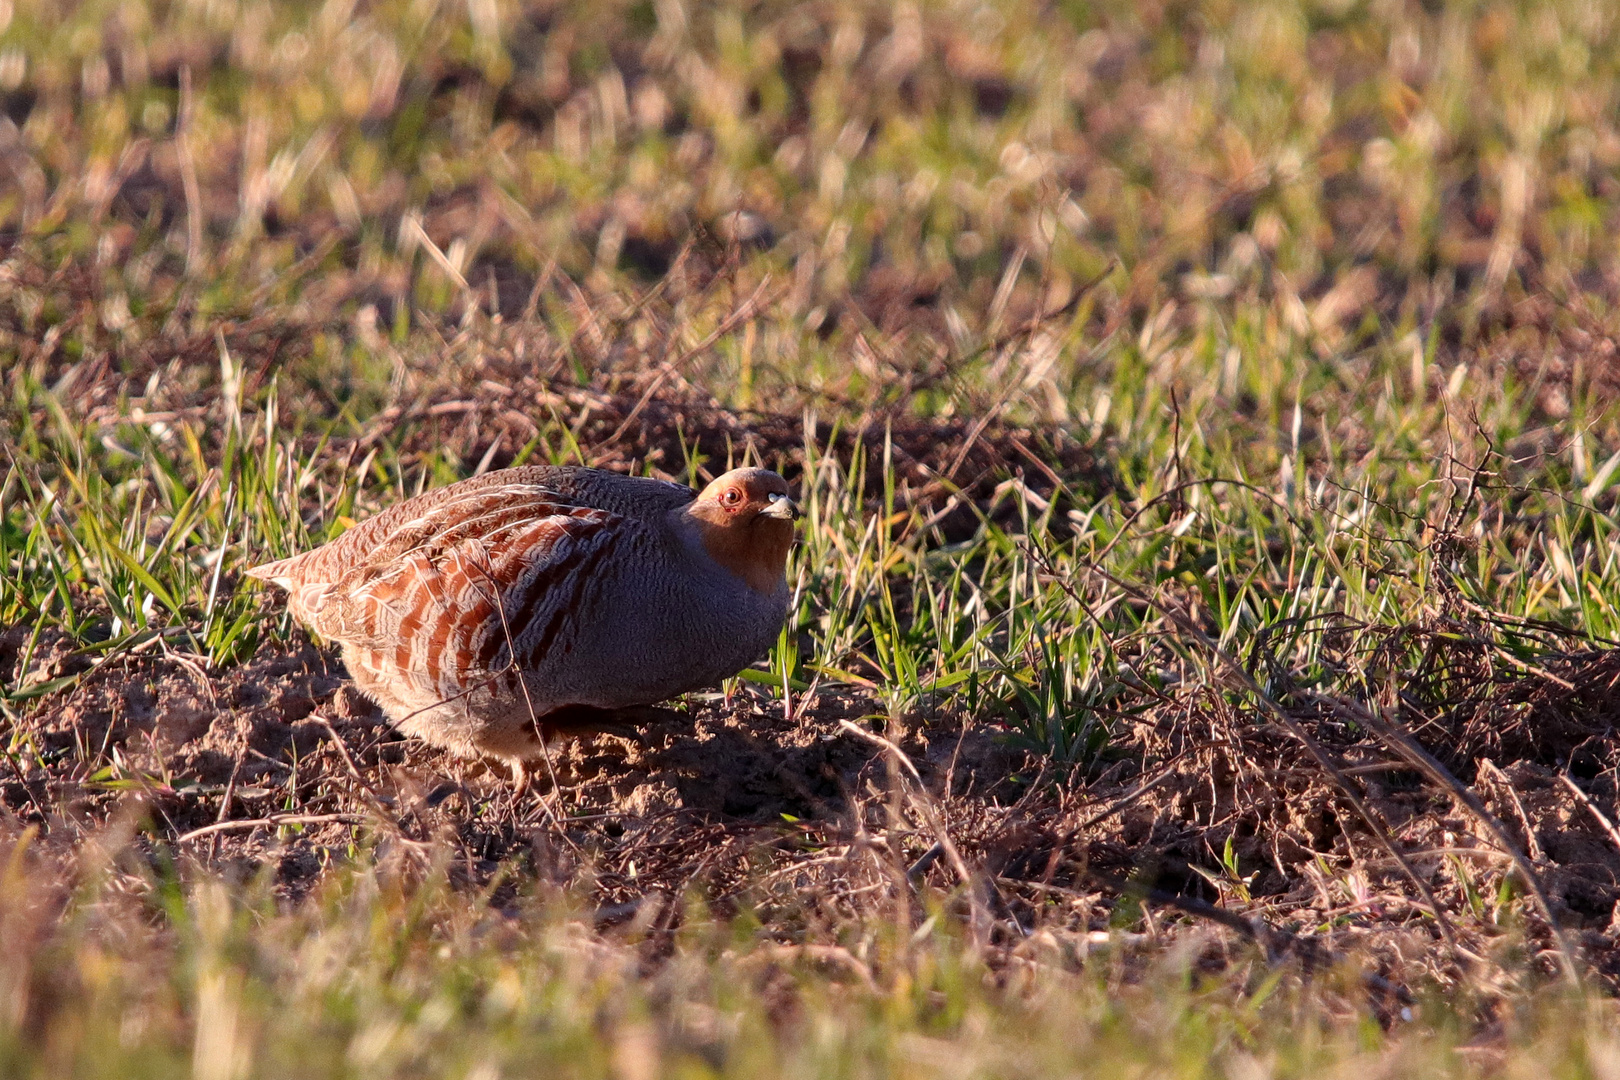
[685,467,799,593]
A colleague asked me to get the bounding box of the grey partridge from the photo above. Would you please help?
[246,466,799,786]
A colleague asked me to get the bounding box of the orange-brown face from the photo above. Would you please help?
[695,468,799,525]
[688,468,799,592]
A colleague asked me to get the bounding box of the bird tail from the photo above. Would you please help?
[243,556,299,590]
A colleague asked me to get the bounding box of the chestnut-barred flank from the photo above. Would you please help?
[246,466,798,785]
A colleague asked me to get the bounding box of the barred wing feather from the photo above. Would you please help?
[299,483,642,696]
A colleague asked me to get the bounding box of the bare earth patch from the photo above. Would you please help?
[8,608,1620,991]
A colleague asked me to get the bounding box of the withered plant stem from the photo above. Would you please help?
[1041,552,1463,949]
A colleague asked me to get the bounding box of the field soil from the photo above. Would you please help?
[8,387,1620,995]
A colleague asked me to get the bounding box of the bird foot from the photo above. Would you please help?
[611,703,687,727]
[537,703,684,741]
[511,758,533,796]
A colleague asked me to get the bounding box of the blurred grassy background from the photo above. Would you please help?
[2,0,1618,401]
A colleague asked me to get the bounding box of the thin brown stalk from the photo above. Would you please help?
[1316,695,1579,985]
[177,813,366,843]
[1061,559,1462,949]
[1478,758,1546,862]
[176,67,204,277]
[1558,773,1620,855]
[837,718,990,939]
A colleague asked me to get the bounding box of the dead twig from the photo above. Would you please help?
[837,718,992,940]
[1032,548,1462,950]
[1315,695,1580,985]
[838,719,969,884]
[176,813,367,843]
[1478,758,1545,862]
[1005,870,1414,1005]
[1074,768,1178,832]
[176,67,204,278]
[312,715,388,806]
[1558,772,1620,855]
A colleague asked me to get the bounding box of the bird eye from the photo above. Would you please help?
[720,487,743,507]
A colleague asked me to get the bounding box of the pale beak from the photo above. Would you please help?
[760,492,801,520]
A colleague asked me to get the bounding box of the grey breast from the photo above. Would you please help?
[546,510,788,707]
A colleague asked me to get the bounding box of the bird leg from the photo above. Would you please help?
[538,703,624,735]
[549,703,684,744]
